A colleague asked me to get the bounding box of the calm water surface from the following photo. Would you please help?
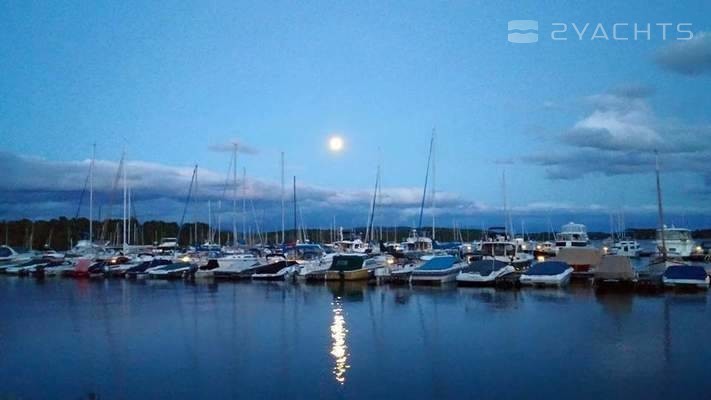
[1,276,709,399]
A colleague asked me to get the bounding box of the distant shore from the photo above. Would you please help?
[2,217,711,251]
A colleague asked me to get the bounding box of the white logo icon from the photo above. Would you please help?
[508,20,539,43]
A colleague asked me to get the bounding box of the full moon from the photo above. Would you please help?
[329,136,344,152]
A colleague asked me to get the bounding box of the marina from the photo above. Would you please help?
[3,1,711,398]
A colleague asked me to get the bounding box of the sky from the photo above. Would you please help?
[2,1,711,232]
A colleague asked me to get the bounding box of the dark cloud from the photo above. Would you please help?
[0,151,467,226]
[655,32,711,76]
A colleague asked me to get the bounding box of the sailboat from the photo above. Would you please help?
[645,151,706,289]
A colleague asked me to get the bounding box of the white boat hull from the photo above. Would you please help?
[456,265,516,285]
[520,268,574,287]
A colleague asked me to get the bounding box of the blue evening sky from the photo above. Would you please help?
[2,1,710,230]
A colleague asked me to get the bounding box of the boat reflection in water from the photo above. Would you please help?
[330,296,349,384]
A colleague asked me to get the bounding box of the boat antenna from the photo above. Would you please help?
[417,129,435,232]
[655,150,667,260]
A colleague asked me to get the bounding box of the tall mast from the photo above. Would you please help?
[208,200,212,243]
[195,166,199,245]
[242,167,247,243]
[232,144,237,246]
[431,130,436,240]
[502,170,513,238]
[417,129,435,232]
[366,163,380,243]
[89,143,95,245]
[293,176,298,243]
[122,148,127,252]
[280,152,285,244]
[655,150,667,260]
[127,184,131,246]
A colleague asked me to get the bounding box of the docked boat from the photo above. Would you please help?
[479,239,533,270]
[551,247,602,274]
[401,229,434,257]
[4,258,51,275]
[607,239,642,257]
[533,241,557,258]
[0,246,33,265]
[211,253,262,279]
[43,260,77,277]
[662,265,710,289]
[554,222,590,249]
[456,259,515,286]
[155,237,180,254]
[386,260,421,283]
[593,256,638,287]
[125,259,173,279]
[107,254,155,277]
[249,259,299,280]
[520,261,574,287]
[655,226,699,259]
[333,238,369,254]
[147,262,194,279]
[305,254,372,281]
[409,255,466,284]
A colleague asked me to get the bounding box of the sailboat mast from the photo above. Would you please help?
[232,145,237,246]
[195,166,199,245]
[280,151,285,244]
[242,167,247,243]
[127,185,131,246]
[655,150,667,259]
[366,164,380,243]
[89,143,95,245]
[417,129,435,231]
[122,149,127,252]
[431,130,436,240]
[293,176,298,243]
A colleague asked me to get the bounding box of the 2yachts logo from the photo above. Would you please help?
[508,20,539,43]
[508,20,694,43]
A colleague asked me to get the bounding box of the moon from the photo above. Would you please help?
[329,136,344,152]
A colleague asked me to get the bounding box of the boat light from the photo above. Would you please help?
[536,255,545,262]
[181,256,191,262]
[536,245,542,250]
[602,246,608,253]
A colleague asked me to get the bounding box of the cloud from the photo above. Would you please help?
[0,151,467,226]
[655,32,711,75]
[207,138,259,154]
[525,86,711,183]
